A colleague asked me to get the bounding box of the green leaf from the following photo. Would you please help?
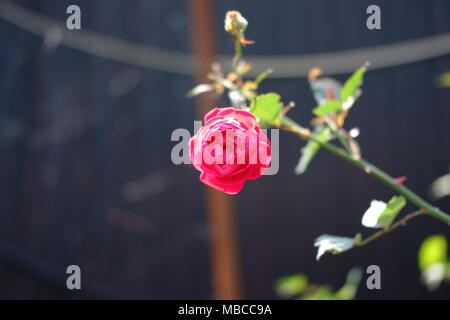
[377,196,406,227]
[295,126,332,174]
[312,100,342,116]
[275,274,309,297]
[314,234,358,261]
[340,63,368,105]
[418,235,448,271]
[250,93,283,125]
[361,196,406,228]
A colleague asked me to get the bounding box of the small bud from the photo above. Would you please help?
[224,10,248,34]
[224,11,253,45]
[308,67,323,82]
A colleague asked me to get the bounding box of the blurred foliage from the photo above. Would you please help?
[275,268,362,300]
[418,235,450,291]
[436,71,450,88]
[429,168,450,200]
[312,100,342,116]
[295,125,332,175]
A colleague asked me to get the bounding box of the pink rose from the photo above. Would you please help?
[189,107,271,194]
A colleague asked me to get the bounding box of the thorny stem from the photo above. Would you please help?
[280,116,450,224]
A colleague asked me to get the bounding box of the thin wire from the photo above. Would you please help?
[0,0,449,77]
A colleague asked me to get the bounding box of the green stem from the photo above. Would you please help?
[324,116,352,154]
[281,116,450,224]
[231,38,242,72]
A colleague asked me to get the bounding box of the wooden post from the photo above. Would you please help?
[188,0,242,300]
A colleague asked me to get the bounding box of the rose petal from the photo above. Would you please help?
[200,172,245,194]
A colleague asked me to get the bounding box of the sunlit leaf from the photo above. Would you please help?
[377,196,406,227]
[187,83,214,97]
[419,235,448,272]
[341,63,368,106]
[275,274,309,297]
[342,89,361,110]
[430,172,450,200]
[361,200,387,228]
[250,93,283,125]
[361,196,406,228]
[295,126,331,175]
[314,234,357,261]
[312,100,342,116]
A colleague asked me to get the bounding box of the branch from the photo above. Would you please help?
[280,116,450,224]
[357,209,426,248]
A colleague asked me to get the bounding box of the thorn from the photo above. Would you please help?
[240,39,254,45]
[326,88,335,101]
[394,176,407,184]
[281,101,296,116]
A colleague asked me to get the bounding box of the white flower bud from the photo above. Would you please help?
[224,11,248,33]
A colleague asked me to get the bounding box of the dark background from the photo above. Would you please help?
[0,0,449,299]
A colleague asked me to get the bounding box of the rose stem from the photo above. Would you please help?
[281,116,450,224]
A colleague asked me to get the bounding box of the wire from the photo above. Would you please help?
[0,1,449,77]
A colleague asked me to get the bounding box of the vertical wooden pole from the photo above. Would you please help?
[188,0,242,300]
